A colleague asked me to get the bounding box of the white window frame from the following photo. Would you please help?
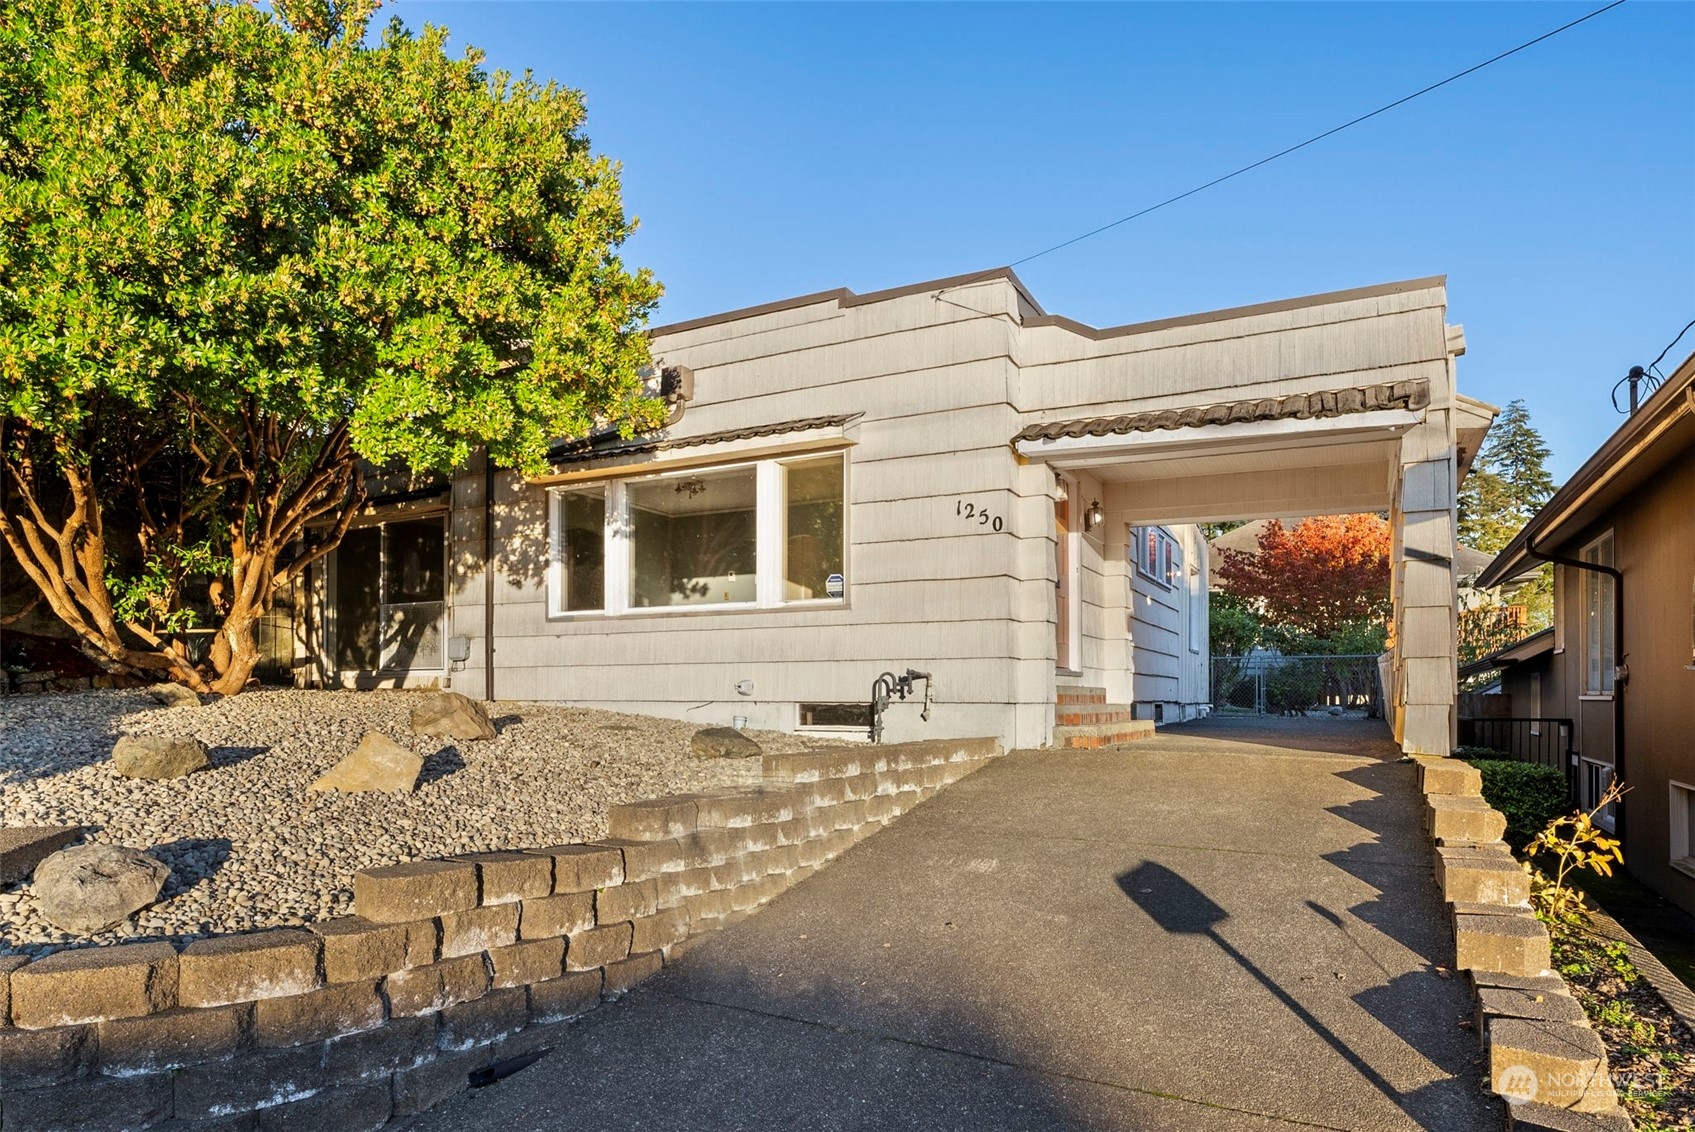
[1671,780,1695,879]
[546,451,849,619]
[1581,758,1617,833]
[1529,673,1541,735]
[1132,526,1176,591]
[1580,531,1615,696]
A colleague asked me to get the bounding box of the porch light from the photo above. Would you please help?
[1084,500,1103,532]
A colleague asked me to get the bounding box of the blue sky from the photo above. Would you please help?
[393,1,1694,482]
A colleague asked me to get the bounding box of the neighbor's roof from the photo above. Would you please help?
[546,414,861,466]
[1015,379,1431,443]
[649,268,1446,342]
[1457,626,1555,679]
[1476,348,1695,590]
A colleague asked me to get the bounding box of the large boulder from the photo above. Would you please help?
[146,683,201,709]
[35,844,171,934]
[0,826,83,885]
[690,727,762,759]
[410,692,497,741]
[308,732,423,794]
[111,735,211,780]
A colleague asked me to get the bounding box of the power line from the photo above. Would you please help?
[1646,317,1695,377]
[937,0,1628,298]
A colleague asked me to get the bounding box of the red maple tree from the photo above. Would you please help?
[1216,515,1392,640]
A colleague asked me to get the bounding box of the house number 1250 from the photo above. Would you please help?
[956,500,1004,532]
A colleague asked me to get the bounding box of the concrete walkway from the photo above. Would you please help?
[414,717,1500,1131]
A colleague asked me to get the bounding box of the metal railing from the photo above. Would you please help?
[1455,716,1579,805]
[1210,654,1383,718]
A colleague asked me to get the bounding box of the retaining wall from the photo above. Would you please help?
[0,737,1001,1131]
[1413,756,1634,1131]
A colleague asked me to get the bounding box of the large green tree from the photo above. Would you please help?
[1459,399,1556,553]
[1,0,663,693]
[1458,399,1557,637]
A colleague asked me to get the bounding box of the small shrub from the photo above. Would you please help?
[1464,758,1570,847]
[1453,745,1510,761]
[1524,780,1627,925]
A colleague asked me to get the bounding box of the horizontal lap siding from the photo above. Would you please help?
[440,297,1044,746]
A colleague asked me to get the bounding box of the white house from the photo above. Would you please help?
[289,269,1491,754]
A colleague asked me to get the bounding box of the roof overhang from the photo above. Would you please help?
[1014,406,1423,468]
[1477,351,1695,589]
[1458,627,1555,678]
[1454,393,1500,482]
[528,415,862,485]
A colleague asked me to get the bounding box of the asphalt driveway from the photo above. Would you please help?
[413,716,1499,1131]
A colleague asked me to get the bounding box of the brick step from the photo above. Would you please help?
[1055,685,1107,706]
[1055,706,1136,727]
[1052,720,1156,749]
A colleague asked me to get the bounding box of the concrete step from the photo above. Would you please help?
[1506,1101,1631,1131]
[1052,720,1156,749]
[1055,685,1107,706]
[1054,706,1136,727]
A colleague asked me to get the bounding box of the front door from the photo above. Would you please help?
[1055,485,1072,671]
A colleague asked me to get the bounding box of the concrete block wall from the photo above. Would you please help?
[1413,757,1633,1130]
[0,737,1002,1131]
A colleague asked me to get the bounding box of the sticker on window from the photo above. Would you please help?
[825,573,845,598]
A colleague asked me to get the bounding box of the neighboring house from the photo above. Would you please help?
[278,269,1490,755]
[1474,348,1695,918]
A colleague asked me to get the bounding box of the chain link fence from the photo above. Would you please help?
[1210,654,1385,718]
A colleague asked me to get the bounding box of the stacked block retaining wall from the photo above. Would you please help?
[1413,756,1633,1130]
[0,737,1001,1131]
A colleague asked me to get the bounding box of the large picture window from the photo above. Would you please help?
[548,452,848,617]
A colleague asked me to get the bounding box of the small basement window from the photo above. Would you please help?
[799,703,871,730]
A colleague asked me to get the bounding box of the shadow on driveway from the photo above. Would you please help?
[416,720,1499,1131]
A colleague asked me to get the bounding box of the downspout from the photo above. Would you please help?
[1524,535,1625,847]
[485,455,496,703]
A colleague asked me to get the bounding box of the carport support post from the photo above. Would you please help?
[1391,409,1460,756]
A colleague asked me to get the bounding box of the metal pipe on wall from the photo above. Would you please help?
[1525,535,1626,848]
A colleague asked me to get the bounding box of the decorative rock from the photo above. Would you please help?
[308,732,422,794]
[410,692,497,741]
[34,844,171,933]
[111,734,211,780]
[690,727,762,759]
[145,683,201,709]
[0,825,83,885]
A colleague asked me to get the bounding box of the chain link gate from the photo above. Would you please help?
[1210,654,1385,718]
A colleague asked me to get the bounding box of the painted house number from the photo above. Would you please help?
[956,500,1004,532]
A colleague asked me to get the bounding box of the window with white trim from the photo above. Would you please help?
[1131,526,1178,590]
[547,452,846,617]
[1582,759,1617,833]
[1581,531,1615,694]
[1671,781,1695,877]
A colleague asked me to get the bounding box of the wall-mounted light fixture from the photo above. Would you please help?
[1053,471,1069,502]
[1084,500,1103,532]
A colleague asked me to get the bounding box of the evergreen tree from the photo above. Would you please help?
[1459,400,1556,553]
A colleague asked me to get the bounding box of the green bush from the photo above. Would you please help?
[1463,758,1571,848]
[1453,745,1509,761]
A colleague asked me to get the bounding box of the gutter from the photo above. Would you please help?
[1524,535,1625,846]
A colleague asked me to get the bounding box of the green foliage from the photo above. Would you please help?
[109,537,232,634]
[1524,779,1627,926]
[1,0,663,474]
[1459,400,1556,554]
[1464,758,1570,847]
[1259,617,1388,657]
[1,0,662,690]
[1208,590,1261,656]
[1453,745,1510,760]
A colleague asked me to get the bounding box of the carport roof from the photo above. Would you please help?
[1014,379,1430,443]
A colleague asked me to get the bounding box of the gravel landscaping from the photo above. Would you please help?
[0,688,832,957]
